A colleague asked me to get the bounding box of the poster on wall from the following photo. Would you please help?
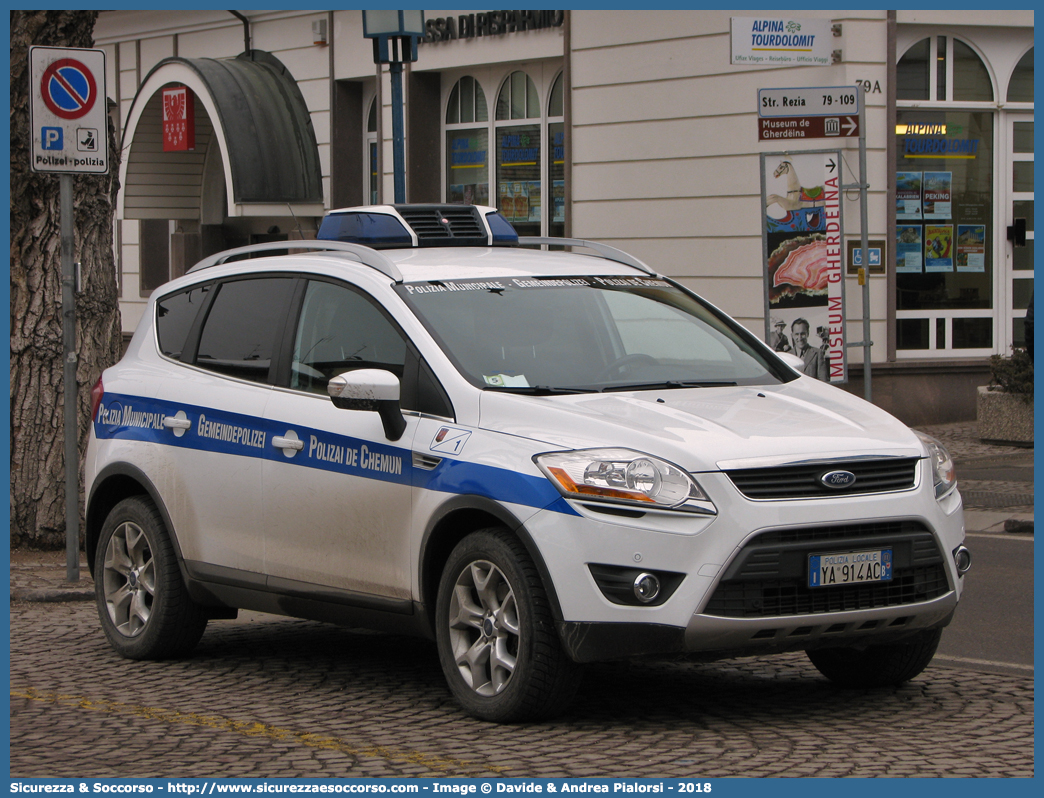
[925,224,954,272]
[513,182,529,221]
[761,150,846,383]
[552,180,565,223]
[922,172,952,219]
[956,225,986,272]
[527,181,542,222]
[895,172,922,220]
[896,225,923,273]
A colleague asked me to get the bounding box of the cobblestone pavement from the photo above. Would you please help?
[9,600,1034,779]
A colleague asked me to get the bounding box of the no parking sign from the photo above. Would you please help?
[29,46,108,174]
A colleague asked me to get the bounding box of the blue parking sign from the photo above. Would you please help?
[42,126,63,150]
[852,247,881,267]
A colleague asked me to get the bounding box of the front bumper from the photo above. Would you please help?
[557,594,957,663]
[522,466,966,663]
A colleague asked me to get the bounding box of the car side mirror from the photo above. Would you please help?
[327,369,407,441]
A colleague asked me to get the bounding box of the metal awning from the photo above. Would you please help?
[118,50,323,220]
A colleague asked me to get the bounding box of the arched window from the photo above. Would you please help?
[446,75,487,124]
[547,73,565,237]
[897,38,930,100]
[495,71,541,235]
[952,40,993,102]
[445,77,490,206]
[1007,48,1034,102]
[894,35,1000,356]
[897,37,994,102]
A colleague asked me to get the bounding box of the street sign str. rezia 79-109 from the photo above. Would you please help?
[29,46,108,174]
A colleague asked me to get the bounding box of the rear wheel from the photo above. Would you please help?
[95,496,207,659]
[435,528,581,722]
[806,628,943,687]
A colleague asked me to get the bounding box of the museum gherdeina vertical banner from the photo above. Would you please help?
[760,150,847,383]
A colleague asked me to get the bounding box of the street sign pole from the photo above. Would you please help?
[61,173,79,581]
[30,45,108,581]
[857,93,872,402]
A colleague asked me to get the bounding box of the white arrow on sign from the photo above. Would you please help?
[842,117,858,136]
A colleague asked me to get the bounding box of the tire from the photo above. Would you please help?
[94,496,207,660]
[435,528,582,722]
[806,628,943,688]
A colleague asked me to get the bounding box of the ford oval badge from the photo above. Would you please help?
[820,469,857,489]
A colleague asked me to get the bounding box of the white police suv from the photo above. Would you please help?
[86,204,969,722]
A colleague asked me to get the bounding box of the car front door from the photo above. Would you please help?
[261,278,418,604]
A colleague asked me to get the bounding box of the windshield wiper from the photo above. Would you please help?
[601,380,738,392]
[483,385,596,395]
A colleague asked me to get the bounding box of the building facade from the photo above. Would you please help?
[93,9,1034,425]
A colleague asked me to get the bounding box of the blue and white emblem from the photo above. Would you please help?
[820,469,857,489]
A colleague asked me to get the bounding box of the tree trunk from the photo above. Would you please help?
[10,10,123,548]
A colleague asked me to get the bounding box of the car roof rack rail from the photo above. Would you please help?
[186,240,403,282]
[517,236,662,278]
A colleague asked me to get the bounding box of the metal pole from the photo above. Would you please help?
[389,59,406,204]
[60,173,79,581]
[857,94,872,402]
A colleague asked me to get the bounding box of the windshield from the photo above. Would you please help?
[397,276,794,393]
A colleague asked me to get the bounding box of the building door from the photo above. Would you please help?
[1004,112,1034,352]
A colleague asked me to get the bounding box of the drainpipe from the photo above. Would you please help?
[229,11,251,55]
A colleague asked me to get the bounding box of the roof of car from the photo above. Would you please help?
[387,246,653,283]
[180,205,662,289]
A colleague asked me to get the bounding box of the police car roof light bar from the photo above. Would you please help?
[517,237,661,278]
[186,240,404,283]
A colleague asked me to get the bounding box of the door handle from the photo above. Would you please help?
[162,416,192,430]
[273,436,304,451]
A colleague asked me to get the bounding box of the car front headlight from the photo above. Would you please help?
[534,448,716,514]
[914,430,957,499]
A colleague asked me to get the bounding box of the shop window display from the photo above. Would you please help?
[446,77,490,207]
[496,71,541,236]
[895,110,994,349]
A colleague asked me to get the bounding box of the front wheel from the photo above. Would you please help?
[94,496,207,660]
[435,528,581,722]
[806,628,943,688]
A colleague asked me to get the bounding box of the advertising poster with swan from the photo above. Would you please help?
[761,150,847,383]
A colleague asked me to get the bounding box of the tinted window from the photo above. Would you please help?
[291,280,407,394]
[195,278,294,383]
[156,285,208,359]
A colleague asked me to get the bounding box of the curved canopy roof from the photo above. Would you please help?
[119,50,323,220]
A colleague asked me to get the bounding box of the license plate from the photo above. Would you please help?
[808,549,893,588]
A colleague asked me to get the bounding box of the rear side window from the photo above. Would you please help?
[155,285,208,359]
[195,277,295,383]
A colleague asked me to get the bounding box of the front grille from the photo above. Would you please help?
[725,457,920,499]
[394,205,487,246]
[703,521,950,618]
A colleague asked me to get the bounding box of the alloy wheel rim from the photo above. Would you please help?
[447,560,520,696]
[102,521,156,638]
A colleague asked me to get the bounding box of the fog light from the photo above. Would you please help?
[633,572,661,603]
[953,545,972,575]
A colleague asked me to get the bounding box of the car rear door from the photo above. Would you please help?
[146,276,295,576]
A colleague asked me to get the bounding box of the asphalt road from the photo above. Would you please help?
[934,531,1035,675]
